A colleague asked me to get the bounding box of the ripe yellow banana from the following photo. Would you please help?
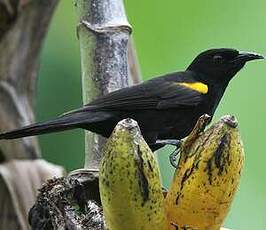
[165,115,244,230]
[99,118,166,230]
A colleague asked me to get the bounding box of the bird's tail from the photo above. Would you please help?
[0,111,110,140]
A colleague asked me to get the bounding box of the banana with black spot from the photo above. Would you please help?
[165,114,244,230]
[99,118,166,230]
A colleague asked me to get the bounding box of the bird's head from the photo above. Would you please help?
[187,48,264,85]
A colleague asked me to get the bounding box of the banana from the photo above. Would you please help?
[99,118,166,230]
[165,115,244,230]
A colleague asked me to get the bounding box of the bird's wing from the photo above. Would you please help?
[67,72,206,113]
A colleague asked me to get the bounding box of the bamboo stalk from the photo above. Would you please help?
[74,0,132,170]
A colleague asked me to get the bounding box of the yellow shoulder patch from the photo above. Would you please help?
[177,82,208,94]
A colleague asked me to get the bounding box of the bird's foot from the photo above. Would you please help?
[169,146,181,168]
[155,139,181,168]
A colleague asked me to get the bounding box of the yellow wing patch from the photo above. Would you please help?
[177,82,208,94]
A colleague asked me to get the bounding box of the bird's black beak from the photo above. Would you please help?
[232,51,265,63]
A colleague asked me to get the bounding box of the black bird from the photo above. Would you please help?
[0,48,263,154]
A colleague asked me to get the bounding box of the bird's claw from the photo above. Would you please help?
[169,146,180,168]
[155,139,182,168]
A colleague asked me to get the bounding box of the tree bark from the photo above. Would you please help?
[0,1,65,229]
[0,0,58,160]
[74,0,132,170]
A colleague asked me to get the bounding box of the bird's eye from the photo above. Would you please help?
[213,55,224,64]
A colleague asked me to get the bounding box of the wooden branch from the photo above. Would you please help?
[74,0,132,170]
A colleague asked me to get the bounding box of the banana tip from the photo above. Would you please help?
[117,118,140,132]
[221,115,238,128]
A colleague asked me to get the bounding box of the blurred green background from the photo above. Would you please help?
[36,1,266,229]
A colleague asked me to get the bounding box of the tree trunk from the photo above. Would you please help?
[0,1,65,229]
[0,0,58,160]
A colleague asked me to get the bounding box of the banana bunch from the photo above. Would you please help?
[99,115,244,230]
[99,118,166,230]
[165,115,244,230]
